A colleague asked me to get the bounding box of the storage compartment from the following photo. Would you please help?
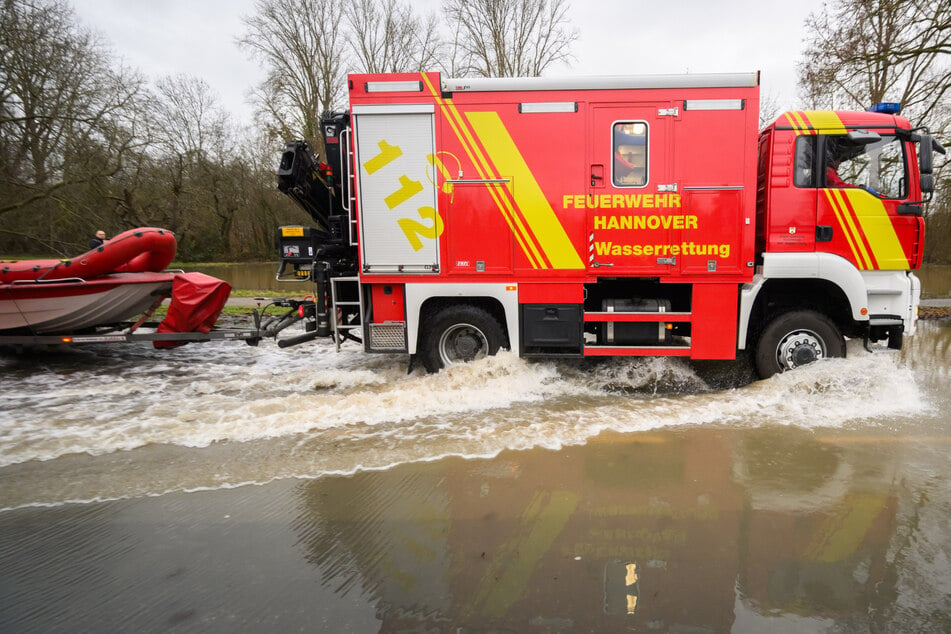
[598,298,672,345]
[521,304,583,354]
[369,284,405,323]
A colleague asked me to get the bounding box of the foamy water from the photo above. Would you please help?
[0,334,930,509]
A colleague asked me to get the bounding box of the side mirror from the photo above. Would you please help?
[933,136,948,156]
[922,173,935,194]
[920,134,935,175]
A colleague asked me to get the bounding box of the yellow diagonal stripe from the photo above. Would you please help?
[421,74,543,268]
[444,99,547,268]
[803,111,846,133]
[785,111,810,135]
[825,189,871,269]
[466,111,585,270]
[841,190,909,270]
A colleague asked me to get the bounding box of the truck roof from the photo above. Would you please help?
[769,110,911,132]
[439,72,761,93]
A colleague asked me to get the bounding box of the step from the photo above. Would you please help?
[583,345,691,357]
[583,311,692,323]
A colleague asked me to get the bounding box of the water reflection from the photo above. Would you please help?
[293,425,930,631]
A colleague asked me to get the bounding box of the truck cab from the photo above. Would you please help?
[749,108,939,371]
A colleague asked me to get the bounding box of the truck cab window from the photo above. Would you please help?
[823,134,907,199]
[612,122,648,187]
[794,136,817,187]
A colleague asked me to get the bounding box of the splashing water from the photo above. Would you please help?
[0,336,928,509]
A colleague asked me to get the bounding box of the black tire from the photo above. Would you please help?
[419,304,505,373]
[754,310,845,378]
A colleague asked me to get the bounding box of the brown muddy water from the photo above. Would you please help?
[2,310,951,631]
[185,261,293,294]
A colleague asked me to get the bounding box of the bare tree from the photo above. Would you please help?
[346,0,441,73]
[442,0,577,78]
[153,75,232,161]
[0,1,319,260]
[236,126,312,258]
[238,0,345,155]
[798,0,951,262]
[798,0,950,128]
[758,91,783,131]
[0,0,146,221]
[151,75,253,255]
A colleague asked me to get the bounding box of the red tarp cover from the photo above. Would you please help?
[155,272,232,348]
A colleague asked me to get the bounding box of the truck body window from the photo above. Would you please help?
[612,122,648,187]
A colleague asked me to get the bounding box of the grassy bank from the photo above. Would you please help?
[920,305,951,319]
[228,289,309,298]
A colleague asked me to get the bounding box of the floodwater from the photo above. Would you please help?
[917,263,951,298]
[186,261,293,293]
[2,319,951,632]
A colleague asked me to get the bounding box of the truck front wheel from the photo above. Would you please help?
[754,310,845,378]
[419,305,505,373]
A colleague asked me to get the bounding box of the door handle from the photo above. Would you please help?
[590,164,604,188]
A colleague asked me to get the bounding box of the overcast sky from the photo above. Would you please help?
[72,0,826,126]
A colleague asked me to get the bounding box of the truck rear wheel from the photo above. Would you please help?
[754,310,845,378]
[419,305,504,373]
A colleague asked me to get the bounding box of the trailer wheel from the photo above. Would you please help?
[754,310,845,378]
[420,305,504,373]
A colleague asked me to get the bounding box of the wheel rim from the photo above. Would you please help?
[775,329,826,370]
[438,322,489,366]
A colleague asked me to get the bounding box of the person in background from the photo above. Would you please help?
[88,230,106,249]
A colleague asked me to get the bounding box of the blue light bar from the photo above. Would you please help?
[868,102,902,114]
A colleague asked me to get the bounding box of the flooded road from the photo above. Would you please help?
[1,321,950,631]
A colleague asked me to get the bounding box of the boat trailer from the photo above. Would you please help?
[0,297,320,349]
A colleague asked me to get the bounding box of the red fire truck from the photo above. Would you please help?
[276,71,944,377]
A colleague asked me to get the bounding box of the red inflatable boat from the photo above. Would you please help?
[0,228,231,338]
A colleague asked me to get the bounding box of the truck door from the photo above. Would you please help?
[587,104,675,275]
[816,132,919,270]
[352,104,442,274]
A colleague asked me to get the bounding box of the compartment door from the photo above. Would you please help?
[586,104,675,275]
[679,188,746,275]
[447,181,514,274]
[353,104,441,274]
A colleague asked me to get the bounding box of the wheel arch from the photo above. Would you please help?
[741,253,868,349]
[404,283,519,354]
[745,277,858,349]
